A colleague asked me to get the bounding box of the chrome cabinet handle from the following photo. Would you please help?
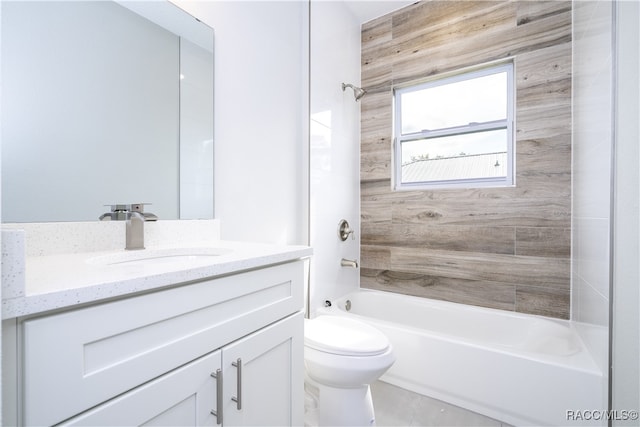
[231,358,242,410]
[210,369,223,425]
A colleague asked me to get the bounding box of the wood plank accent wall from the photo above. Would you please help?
[360,0,572,319]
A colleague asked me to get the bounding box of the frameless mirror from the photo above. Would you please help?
[1,1,214,222]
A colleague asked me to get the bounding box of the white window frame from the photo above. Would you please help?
[393,61,515,191]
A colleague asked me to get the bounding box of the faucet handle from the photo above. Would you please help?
[338,219,355,241]
[103,203,152,212]
[99,203,157,221]
[129,203,147,212]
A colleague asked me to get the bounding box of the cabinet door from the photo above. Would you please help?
[61,350,222,426]
[222,312,304,427]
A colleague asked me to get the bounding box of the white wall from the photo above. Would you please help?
[308,1,361,315]
[173,1,309,245]
[572,0,613,415]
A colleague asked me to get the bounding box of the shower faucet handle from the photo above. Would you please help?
[338,219,355,241]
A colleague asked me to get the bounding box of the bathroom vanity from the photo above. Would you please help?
[2,221,311,426]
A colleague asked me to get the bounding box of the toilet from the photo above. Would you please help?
[304,315,395,426]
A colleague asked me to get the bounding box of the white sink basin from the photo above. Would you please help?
[86,247,233,267]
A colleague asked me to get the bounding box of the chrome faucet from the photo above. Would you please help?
[99,204,158,250]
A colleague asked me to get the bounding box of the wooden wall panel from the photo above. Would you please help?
[360,0,572,319]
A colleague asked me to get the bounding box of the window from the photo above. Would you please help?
[393,62,514,190]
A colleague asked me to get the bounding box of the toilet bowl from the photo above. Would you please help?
[304,315,395,426]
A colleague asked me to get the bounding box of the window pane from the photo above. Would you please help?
[401,129,507,183]
[401,71,507,134]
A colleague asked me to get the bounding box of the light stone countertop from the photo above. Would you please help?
[2,223,312,319]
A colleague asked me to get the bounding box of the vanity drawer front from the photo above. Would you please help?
[21,261,303,427]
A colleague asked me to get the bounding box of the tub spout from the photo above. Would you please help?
[340,258,359,268]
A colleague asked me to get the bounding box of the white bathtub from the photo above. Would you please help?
[319,289,603,426]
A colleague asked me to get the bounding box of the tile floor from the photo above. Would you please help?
[371,381,512,427]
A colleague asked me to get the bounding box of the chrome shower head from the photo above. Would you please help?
[342,82,366,101]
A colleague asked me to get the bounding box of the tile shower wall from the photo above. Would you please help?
[360,1,572,319]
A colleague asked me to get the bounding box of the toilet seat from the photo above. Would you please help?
[304,316,390,356]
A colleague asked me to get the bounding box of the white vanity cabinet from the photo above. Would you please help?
[61,313,302,427]
[6,260,305,426]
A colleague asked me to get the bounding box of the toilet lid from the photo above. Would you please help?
[304,316,390,356]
